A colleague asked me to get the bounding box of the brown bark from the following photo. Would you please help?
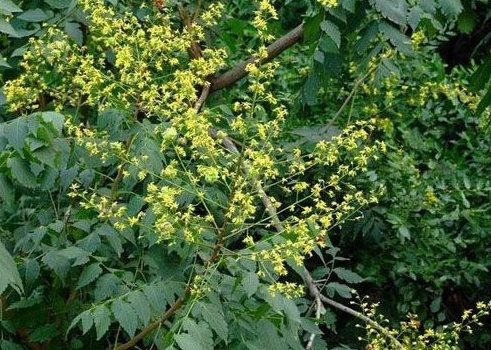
[209,24,304,92]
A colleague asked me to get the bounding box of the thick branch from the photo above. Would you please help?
[209,24,304,92]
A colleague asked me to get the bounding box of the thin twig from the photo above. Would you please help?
[110,134,135,200]
[323,66,376,133]
[306,291,322,349]
[304,270,404,349]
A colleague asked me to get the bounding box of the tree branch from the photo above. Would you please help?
[208,132,403,349]
[112,290,189,350]
[178,4,202,60]
[209,24,304,92]
[304,271,404,349]
[194,81,211,112]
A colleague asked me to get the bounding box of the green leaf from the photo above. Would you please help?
[7,292,42,310]
[0,241,24,295]
[407,6,423,30]
[67,313,83,335]
[199,301,228,342]
[143,284,167,313]
[475,86,491,116]
[242,272,259,297]
[29,324,58,342]
[64,22,83,46]
[97,224,123,256]
[0,0,22,14]
[0,174,15,212]
[4,118,28,154]
[42,251,70,277]
[460,191,470,209]
[18,9,49,22]
[57,246,90,266]
[430,296,442,313]
[174,334,202,350]
[24,258,40,284]
[381,57,400,77]
[333,267,364,284]
[77,263,103,289]
[26,136,48,152]
[92,305,112,340]
[302,70,319,106]
[0,340,25,350]
[94,273,120,301]
[72,219,92,233]
[327,6,347,22]
[320,20,341,48]
[341,0,355,12]
[420,0,437,14]
[81,310,93,334]
[354,21,379,54]
[112,299,137,337]
[326,282,352,298]
[48,220,65,233]
[254,319,284,350]
[0,18,19,37]
[44,0,72,9]
[7,158,37,188]
[374,0,407,25]
[379,21,411,54]
[470,56,491,92]
[438,0,463,17]
[127,291,151,326]
[180,319,213,350]
[39,112,65,134]
[76,231,101,253]
[398,226,411,240]
[457,8,478,34]
[300,318,322,335]
[281,298,301,324]
[32,147,57,167]
[0,53,10,68]
[303,12,323,44]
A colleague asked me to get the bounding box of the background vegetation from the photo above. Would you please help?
[1,0,491,349]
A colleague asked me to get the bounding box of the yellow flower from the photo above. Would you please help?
[317,0,339,8]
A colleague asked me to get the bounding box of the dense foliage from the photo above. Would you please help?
[1,0,491,350]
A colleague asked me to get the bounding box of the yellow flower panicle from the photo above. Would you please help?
[5,0,386,301]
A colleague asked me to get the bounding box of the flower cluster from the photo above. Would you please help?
[317,0,339,8]
[358,296,491,349]
[253,0,278,42]
[5,0,385,301]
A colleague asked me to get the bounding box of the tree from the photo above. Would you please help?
[0,0,490,349]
